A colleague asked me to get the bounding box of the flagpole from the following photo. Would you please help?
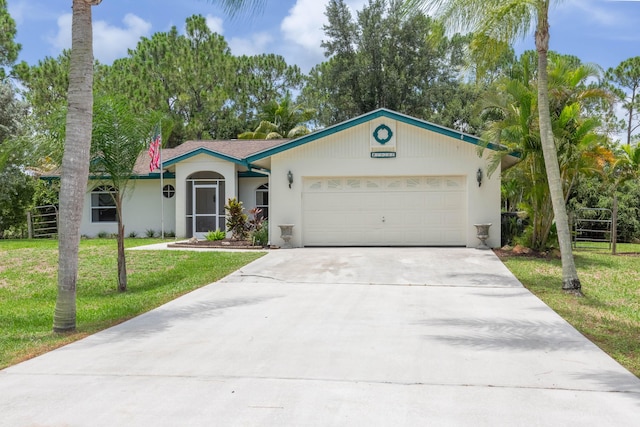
[159,122,165,240]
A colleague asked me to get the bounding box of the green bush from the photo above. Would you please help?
[145,229,156,238]
[251,220,269,247]
[205,229,226,241]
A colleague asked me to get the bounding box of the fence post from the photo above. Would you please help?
[612,193,618,255]
[27,211,33,239]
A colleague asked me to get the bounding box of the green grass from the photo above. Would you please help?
[499,242,640,378]
[0,238,265,369]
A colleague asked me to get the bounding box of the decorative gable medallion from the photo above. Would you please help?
[370,119,397,157]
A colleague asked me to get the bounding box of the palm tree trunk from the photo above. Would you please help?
[53,0,95,332]
[116,195,127,292]
[535,6,582,293]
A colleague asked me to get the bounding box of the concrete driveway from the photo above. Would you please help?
[1,248,639,426]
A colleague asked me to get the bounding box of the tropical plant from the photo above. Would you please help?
[238,96,315,139]
[205,229,226,241]
[408,0,583,292]
[225,198,249,240]
[90,95,161,292]
[53,0,264,332]
[250,220,269,247]
[480,52,609,251]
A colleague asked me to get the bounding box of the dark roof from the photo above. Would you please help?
[138,139,291,174]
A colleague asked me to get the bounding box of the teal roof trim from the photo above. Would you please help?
[245,108,505,163]
[41,172,176,181]
[162,147,246,167]
[238,171,269,178]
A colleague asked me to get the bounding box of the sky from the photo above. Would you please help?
[6,0,640,75]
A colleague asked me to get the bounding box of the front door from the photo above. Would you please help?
[192,184,219,239]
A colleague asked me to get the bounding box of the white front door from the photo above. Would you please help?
[192,184,219,239]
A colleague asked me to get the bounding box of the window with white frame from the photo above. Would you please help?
[91,186,117,223]
[256,184,268,220]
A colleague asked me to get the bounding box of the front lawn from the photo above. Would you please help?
[498,243,640,378]
[0,239,265,369]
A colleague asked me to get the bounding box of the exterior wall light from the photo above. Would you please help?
[476,168,483,187]
[287,170,293,188]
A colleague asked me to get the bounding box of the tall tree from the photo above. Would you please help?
[303,0,477,131]
[0,79,32,239]
[0,0,20,78]
[407,0,582,293]
[606,56,640,145]
[53,0,101,333]
[13,51,72,165]
[52,0,265,333]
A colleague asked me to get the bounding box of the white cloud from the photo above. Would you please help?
[228,32,275,56]
[49,13,72,53]
[205,14,224,35]
[7,0,29,25]
[93,14,152,63]
[562,0,625,26]
[49,13,152,64]
[280,0,367,55]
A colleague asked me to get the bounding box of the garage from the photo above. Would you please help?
[302,175,466,246]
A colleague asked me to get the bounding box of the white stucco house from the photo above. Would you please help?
[75,108,517,248]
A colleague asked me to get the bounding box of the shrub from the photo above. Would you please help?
[251,220,269,247]
[205,229,226,241]
[97,231,109,238]
[165,230,176,238]
[145,229,156,238]
[225,198,248,240]
[128,231,138,238]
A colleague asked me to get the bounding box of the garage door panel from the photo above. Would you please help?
[303,176,466,246]
[444,192,465,209]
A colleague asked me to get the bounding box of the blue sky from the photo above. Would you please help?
[7,0,640,74]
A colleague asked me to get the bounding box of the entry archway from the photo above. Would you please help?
[186,171,226,238]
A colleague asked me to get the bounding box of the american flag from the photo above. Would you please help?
[148,124,161,172]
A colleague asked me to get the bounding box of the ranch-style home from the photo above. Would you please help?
[76,108,517,248]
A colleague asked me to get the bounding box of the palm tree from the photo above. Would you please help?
[406,0,582,293]
[54,0,101,332]
[481,52,607,252]
[238,97,315,139]
[90,96,161,292]
[53,0,264,332]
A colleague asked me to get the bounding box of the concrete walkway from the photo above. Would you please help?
[1,248,639,426]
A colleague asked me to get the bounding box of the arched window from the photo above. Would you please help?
[256,184,268,220]
[91,186,117,223]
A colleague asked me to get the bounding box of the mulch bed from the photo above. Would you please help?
[168,239,266,250]
[493,245,561,260]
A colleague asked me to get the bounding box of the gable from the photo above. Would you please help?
[245,108,505,165]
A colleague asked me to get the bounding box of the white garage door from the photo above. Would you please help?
[302,176,466,246]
